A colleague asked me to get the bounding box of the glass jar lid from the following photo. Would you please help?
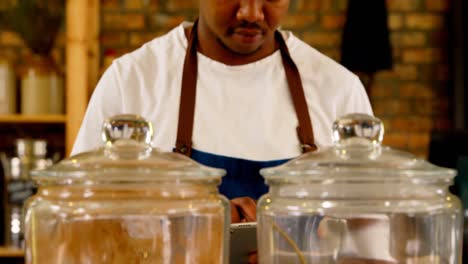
[261,113,456,184]
[31,115,225,183]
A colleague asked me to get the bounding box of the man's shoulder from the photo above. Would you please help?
[114,22,188,67]
[282,30,355,80]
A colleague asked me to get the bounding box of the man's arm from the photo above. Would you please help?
[71,63,124,156]
[341,75,373,116]
[231,197,257,223]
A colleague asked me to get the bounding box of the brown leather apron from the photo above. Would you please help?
[174,20,316,157]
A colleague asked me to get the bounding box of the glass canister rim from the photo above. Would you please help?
[260,165,456,184]
[30,114,226,184]
[261,113,457,185]
[30,147,226,184]
[261,146,456,184]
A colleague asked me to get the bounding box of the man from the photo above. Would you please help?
[72,0,372,224]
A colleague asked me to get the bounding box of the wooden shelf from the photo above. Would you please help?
[0,115,66,124]
[0,247,24,257]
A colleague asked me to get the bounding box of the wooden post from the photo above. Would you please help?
[65,0,100,156]
[87,0,100,99]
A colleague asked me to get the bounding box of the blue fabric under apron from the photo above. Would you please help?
[190,148,292,200]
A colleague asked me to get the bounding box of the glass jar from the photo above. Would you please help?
[2,138,52,248]
[24,115,229,264]
[258,113,463,264]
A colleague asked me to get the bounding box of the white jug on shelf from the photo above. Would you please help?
[0,57,17,114]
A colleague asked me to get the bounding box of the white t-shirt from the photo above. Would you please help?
[72,22,372,159]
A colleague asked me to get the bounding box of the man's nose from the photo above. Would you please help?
[237,0,265,23]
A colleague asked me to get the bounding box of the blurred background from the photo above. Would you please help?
[0,0,466,262]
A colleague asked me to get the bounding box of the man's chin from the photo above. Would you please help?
[231,46,263,55]
[222,42,263,55]
[216,36,263,55]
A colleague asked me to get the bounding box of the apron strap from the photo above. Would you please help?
[175,20,317,156]
[174,20,199,156]
[275,31,317,153]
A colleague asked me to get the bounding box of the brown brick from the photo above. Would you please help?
[103,13,146,30]
[373,100,411,116]
[374,70,399,82]
[295,0,321,11]
[387,0,421,11]
[129,32,159,47]
[413,99,435,115]
[282,14,318,29]
[0,1,15,10]
[371,83,395,98]
[102,0,120,9]
[321,14,346,29]
[392,47,403,62]
[391,117,433,132]
[394,64,419,80]
[417,64,450,82]
[123,0,144,9]
[380,117,393,130]
[382,132,409,149]
[399,83,434,98]
[402,48,441,64]
[388,14,404,30]
[166,0,198,12]
[150,14,187,30]
[425,0,450,11]
[391,32,427,47]
[405,14,444,30]
[302,32,341,48]
[408,132,431,149]
[336,0,348,12]
[100,32,128,47]
[320,0,334,11]
[0,31,24,46]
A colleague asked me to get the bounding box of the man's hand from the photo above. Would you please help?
[230,197,257,223]
[230,197,258,263]
[247,250,258,264]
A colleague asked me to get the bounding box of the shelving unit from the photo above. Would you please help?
[0,1,100,263]
[0,247,24,264]
[0,115,66,124]
[65,0,100,156]
[0,247,23,258]
[0,0,100,156]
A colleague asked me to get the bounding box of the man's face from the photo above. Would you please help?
[198,0,290,55]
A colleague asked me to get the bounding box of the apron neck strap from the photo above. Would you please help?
[274,30,317,153]
[174,20,199,156]
[174,20,317,156]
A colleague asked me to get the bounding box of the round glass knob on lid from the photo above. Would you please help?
[332,113,384,148]
[102,114,154,147]
[101,114,154,160]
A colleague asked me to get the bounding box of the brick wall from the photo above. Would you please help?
[0,0,452,158]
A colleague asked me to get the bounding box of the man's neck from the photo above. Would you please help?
[184,26,279,66]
